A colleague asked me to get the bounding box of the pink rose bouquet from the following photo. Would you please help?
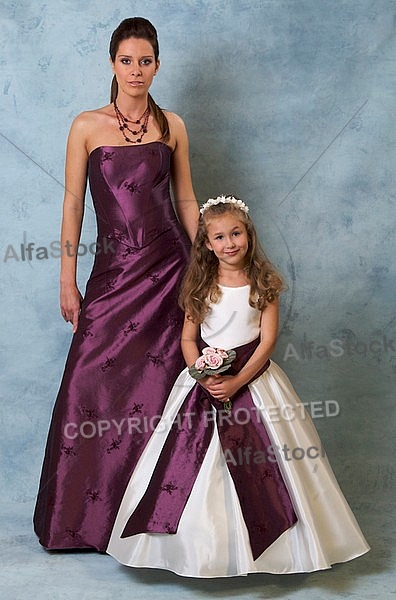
[188,346,236,381]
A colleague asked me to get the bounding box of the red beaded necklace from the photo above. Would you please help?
[113,99,150,143]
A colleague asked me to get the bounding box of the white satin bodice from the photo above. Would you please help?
[200,285,261,349]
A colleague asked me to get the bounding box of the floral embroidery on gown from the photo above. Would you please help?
[33,143,191,551]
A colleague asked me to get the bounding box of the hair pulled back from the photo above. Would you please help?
[109,17,169,142]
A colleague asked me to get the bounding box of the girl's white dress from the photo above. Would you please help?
[107,285,369,577]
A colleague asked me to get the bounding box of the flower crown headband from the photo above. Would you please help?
[199,194,249,215]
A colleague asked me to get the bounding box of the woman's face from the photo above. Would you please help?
[111,37,159,100]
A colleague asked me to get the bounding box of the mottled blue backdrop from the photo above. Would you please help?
[1,1,395,598]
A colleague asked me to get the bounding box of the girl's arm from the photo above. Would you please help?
[168,112,199,243]
[180,316,200,367]
[205,299,280,401]
[180,316,219,391]
[59,114,90,333]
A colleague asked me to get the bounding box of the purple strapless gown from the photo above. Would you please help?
[33,142,191,550]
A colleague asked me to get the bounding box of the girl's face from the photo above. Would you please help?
[205,213,249,270]
[111,37,159,99]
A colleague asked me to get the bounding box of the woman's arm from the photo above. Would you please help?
[59,114,90,332]
[205,299,280,401]
[167,112,199,242]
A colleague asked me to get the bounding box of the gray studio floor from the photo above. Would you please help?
[1,491,394,600]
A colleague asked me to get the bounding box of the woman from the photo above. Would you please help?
[33,17,198,551]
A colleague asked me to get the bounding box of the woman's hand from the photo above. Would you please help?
[60,282,82,333]
[200,375,241,402]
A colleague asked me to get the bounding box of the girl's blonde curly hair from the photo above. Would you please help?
[179,199,285,323]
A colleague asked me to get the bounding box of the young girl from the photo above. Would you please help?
[107,195,370,577]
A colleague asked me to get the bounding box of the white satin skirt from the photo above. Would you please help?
[107,361,370,577]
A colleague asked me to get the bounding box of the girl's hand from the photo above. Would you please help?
[60,282,82,333]
[197,375,219,393]
[204,375,241,402]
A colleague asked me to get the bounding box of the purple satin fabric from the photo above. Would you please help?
[33,143,191,550]
[121,338,297,561]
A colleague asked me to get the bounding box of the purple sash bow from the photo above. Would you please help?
[121,338,297,560]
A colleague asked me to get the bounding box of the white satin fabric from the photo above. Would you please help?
[107,288,369,577]
[200,285,261,348]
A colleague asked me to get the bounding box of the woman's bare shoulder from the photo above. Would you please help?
[163,110,189,150]
[163,110,186,130]
[71,104,113,129]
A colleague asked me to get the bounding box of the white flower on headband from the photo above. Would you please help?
[199,194,249,215]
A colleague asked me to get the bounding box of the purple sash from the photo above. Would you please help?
[121,338,297,560]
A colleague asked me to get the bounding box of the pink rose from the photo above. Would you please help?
[194,355,207,371]
[215,348,228,359]
[202,347,217,355]
[204,352,224,369]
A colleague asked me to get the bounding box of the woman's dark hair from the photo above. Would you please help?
[109,17,169,142]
